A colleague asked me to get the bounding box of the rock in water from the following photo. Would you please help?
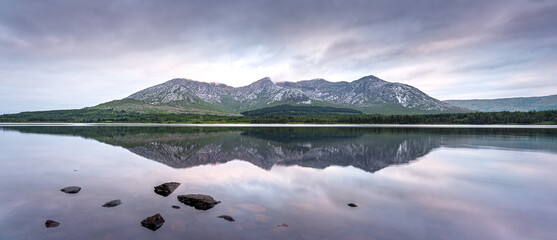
[45,220,60,228]
[177,194,221,210]
[60,186,81,194]
[102,199,122,208]
[171,205,180,209]
[277,223,289,227]
[347,203,358,207]
[154,182,181,197]
[217,215,235,222]
[141,213,165,231]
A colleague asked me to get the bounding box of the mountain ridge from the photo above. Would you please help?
[93,75,468,115]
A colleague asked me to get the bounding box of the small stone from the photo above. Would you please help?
[60,186,81,194]
[154,182,181,197]
[141,213,165,231]
[45,220,60,228]
[102,199,122,208]
[177,194,221,210]
[347,203,358,207]
[277,223,288,227]
[171,205,180,209]
[217,215,235,222]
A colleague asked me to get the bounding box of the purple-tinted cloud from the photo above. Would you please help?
[0,0,556,113]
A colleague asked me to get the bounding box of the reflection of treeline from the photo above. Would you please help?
[0,108,556,125]
[3,126,556,140]
[240,127,363,143]
[0,126,242,141]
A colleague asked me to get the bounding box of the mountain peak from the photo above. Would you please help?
[355,75,385,83]
[252,77,273,85]
[244,77,278,90]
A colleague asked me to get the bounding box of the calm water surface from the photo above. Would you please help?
[0,125,556,240]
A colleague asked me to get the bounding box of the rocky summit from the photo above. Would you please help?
[93,75,468,115]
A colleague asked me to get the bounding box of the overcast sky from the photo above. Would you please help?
[1,0,556,113]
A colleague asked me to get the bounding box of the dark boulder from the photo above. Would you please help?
[347,203,358,207]
[45,220,60,228]
[277,223,289,227]
[171,205,180,209]
[141,213,165,231]
[60,186,81,194]
[154,182,181,197]
[102,199,122,208]
[217,215,235,222]
[177,194,220,210]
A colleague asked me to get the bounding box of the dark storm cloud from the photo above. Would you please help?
[0,0,556,113]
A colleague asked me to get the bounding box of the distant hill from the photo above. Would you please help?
[240,104,363,116]
[90,75,469,115]
[445,94,557,112]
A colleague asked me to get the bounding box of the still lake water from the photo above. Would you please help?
[0,125,556,240]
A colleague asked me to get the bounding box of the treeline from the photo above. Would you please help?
[0,109,247,123]
[0,108,556,125]
[249,110,557,124]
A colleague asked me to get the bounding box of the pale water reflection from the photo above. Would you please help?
[0,126,556,240]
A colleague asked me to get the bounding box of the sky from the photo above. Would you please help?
[1,0,556,114]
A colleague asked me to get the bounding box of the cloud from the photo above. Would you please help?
[0,0,556,113]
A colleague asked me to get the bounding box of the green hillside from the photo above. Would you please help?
[445,94,557,112]
[240,104,363,116]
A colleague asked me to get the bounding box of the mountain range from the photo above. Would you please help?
[92,75,468,115]
[445,94,557,112]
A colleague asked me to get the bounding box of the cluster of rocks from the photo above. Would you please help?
[46,185,124,228]
[46,182,228,231]
[142,182,224,231]
[47,181,359,231]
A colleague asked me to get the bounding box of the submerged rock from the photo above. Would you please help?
[60,186,81,194]
[171,205,180,209]
[277,223,288,227]
[177,194,220,210]
[45,220,60,228]
[347,203,358,207]
[154,182,181,197]
[141,213,165,231]
[217,215,235,222]
[102,199,122,208]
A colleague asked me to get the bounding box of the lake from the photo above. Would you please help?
[0,124,556,240]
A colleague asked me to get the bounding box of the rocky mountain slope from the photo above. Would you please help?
[94,75,468,115]
[445,94,557,112]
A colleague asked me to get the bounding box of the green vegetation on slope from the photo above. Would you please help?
[240,104,363,116]
[91,98,238,115]
[445,94,557,112]
[0,108,556,125]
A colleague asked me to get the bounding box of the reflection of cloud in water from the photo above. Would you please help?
[1,127,557,240]
[160,148,557,240]
[237,203,266,213]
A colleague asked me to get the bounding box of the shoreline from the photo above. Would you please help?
[1,123,557,128]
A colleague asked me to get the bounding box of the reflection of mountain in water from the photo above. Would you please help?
[2,126,556,173]
[126,130,438,172]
